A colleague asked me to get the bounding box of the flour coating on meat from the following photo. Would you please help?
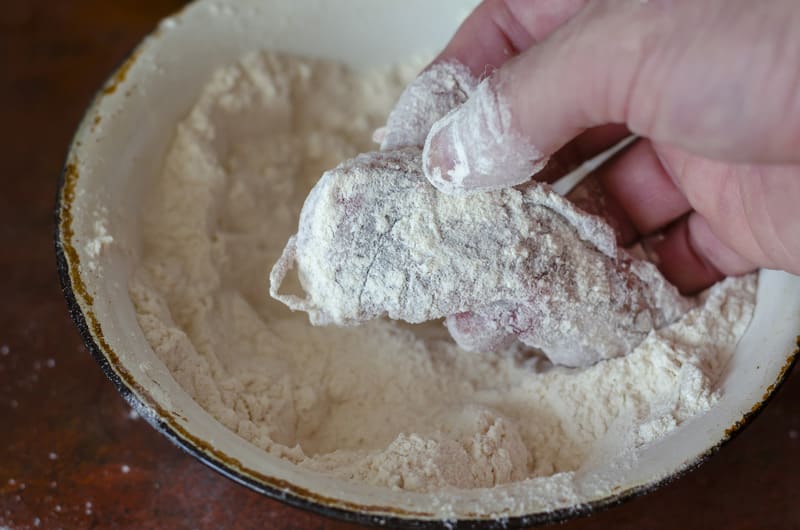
[378,61,477,151]
[270,147,693,366]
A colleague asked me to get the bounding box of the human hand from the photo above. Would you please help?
[421,0,800,294]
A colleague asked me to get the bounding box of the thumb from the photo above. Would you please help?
[422,73,552,194]
[422,1,638,194]
[423,0,800,194]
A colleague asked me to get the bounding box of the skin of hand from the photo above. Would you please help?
[422,0,800,294]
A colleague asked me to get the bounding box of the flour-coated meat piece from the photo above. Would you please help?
[270,148,693,367]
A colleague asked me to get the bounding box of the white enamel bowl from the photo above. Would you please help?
[55,0,799,526]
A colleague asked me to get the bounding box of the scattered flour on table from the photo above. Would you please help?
[129,51,757,495]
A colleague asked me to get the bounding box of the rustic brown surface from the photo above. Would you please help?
[1,1,799,529]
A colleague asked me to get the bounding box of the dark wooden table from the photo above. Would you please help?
[1,2,799,529]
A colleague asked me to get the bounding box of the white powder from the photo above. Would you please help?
[129,51,756,497]
[378,61,477,151]
[83,205,114,272]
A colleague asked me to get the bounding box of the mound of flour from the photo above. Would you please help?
[129,51,756,494]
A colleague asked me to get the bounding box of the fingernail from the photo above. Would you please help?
[422,124,458,188]
[422,74,548,195]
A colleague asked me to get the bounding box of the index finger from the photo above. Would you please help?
[435,0,589,75]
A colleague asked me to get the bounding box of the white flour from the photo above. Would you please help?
[129,51,756,496]
[85,206,113,272]
[378,61,476,151]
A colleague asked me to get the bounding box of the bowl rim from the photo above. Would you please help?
[54,4,800,528]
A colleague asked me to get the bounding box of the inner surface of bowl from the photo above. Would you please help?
[58,0,800,525]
